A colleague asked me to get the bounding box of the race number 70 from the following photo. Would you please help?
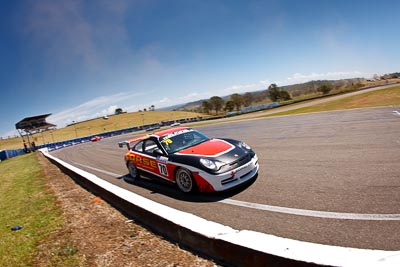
[158,163,168,176]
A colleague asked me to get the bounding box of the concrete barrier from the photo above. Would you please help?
[41,148,399,267]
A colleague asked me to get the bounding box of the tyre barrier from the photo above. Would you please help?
[41,148,399,267]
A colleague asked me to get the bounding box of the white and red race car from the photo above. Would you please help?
[91,135,102,142]
[119,127,259,193]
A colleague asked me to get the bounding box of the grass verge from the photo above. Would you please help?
[264,85,400,117]
[0,153,80,266]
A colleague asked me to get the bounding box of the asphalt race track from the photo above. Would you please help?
[51,106,400,250]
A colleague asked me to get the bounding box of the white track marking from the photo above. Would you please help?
[73,162,400,221]
[220,199,400,221]
[73,162,123,177]
[43,149,400,267]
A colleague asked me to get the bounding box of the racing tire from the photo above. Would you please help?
[175,168,196,193]
[127,161,139,181]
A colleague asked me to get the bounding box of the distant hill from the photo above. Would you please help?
[158,103,186,111]
[167,77,367,111]
[162,96,231,111]
[281,78,366,97]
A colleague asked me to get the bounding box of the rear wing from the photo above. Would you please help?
[118,134,149,150]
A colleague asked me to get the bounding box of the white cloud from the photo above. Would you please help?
[48,92,141,127]
[178,92,201,102]
[158,97,170,104]
[101,105,119,116]
[284,71,364,85]
[1,129,19,139]
[122,91,214,112]
[223,81,270,94]
[259,79,272,86]
[123,96,170,112]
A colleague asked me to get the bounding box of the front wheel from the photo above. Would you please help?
[175,168,196,193]
[127,161,139,181]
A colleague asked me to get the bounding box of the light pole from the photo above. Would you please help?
[40,130,45,145]
[72,121,78,138]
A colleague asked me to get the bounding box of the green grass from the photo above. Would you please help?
[263,85,400,117]
[0,153,80,266]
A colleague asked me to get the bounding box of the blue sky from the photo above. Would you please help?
[1,0,399,138]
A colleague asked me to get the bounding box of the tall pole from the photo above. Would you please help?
[41,130,45,145]
[72,121,78,138]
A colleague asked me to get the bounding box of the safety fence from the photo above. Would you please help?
[1,118,201,161]
[0,149,26,161]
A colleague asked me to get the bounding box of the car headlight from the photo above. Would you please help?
[239,141,251,150]
[200,158,223,171]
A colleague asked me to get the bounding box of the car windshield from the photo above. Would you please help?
[159,129,209,154]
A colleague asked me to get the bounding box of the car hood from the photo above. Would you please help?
[174,138,253,174]
[177,138,236,157]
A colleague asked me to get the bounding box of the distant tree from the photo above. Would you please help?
[267,84,280,102]
[202,101,212,114]
[253,91,265,103]
[317,84,332,95]
[149,105,155,111]
[266,84,292,101]
[231,93,243,111]
[193,106,203,113]
[210,96,224,115]
[279,90,292,101]
[143,108,147,112]
[224,100,235,112]
[115,108,123,114]
[351,83,363,90]
[243,92,253,107]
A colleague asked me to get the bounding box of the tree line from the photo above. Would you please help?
[201,84,295,115]
[200,83,338,115]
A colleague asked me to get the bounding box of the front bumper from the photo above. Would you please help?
[195,154,259,192]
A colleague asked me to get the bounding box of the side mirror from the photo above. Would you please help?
[153,148,164,156]
[118,141,131,150]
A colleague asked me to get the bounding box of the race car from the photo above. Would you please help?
[118,127,259,193]
[91,135,102,142]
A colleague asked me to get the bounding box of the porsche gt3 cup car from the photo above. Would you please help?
[119,127,259,193]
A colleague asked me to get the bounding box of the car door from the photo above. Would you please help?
[143,139,176,182]
[134,139,158,175]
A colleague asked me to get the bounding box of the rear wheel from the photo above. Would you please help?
[175,168,196,193]
[127,161,139,181]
